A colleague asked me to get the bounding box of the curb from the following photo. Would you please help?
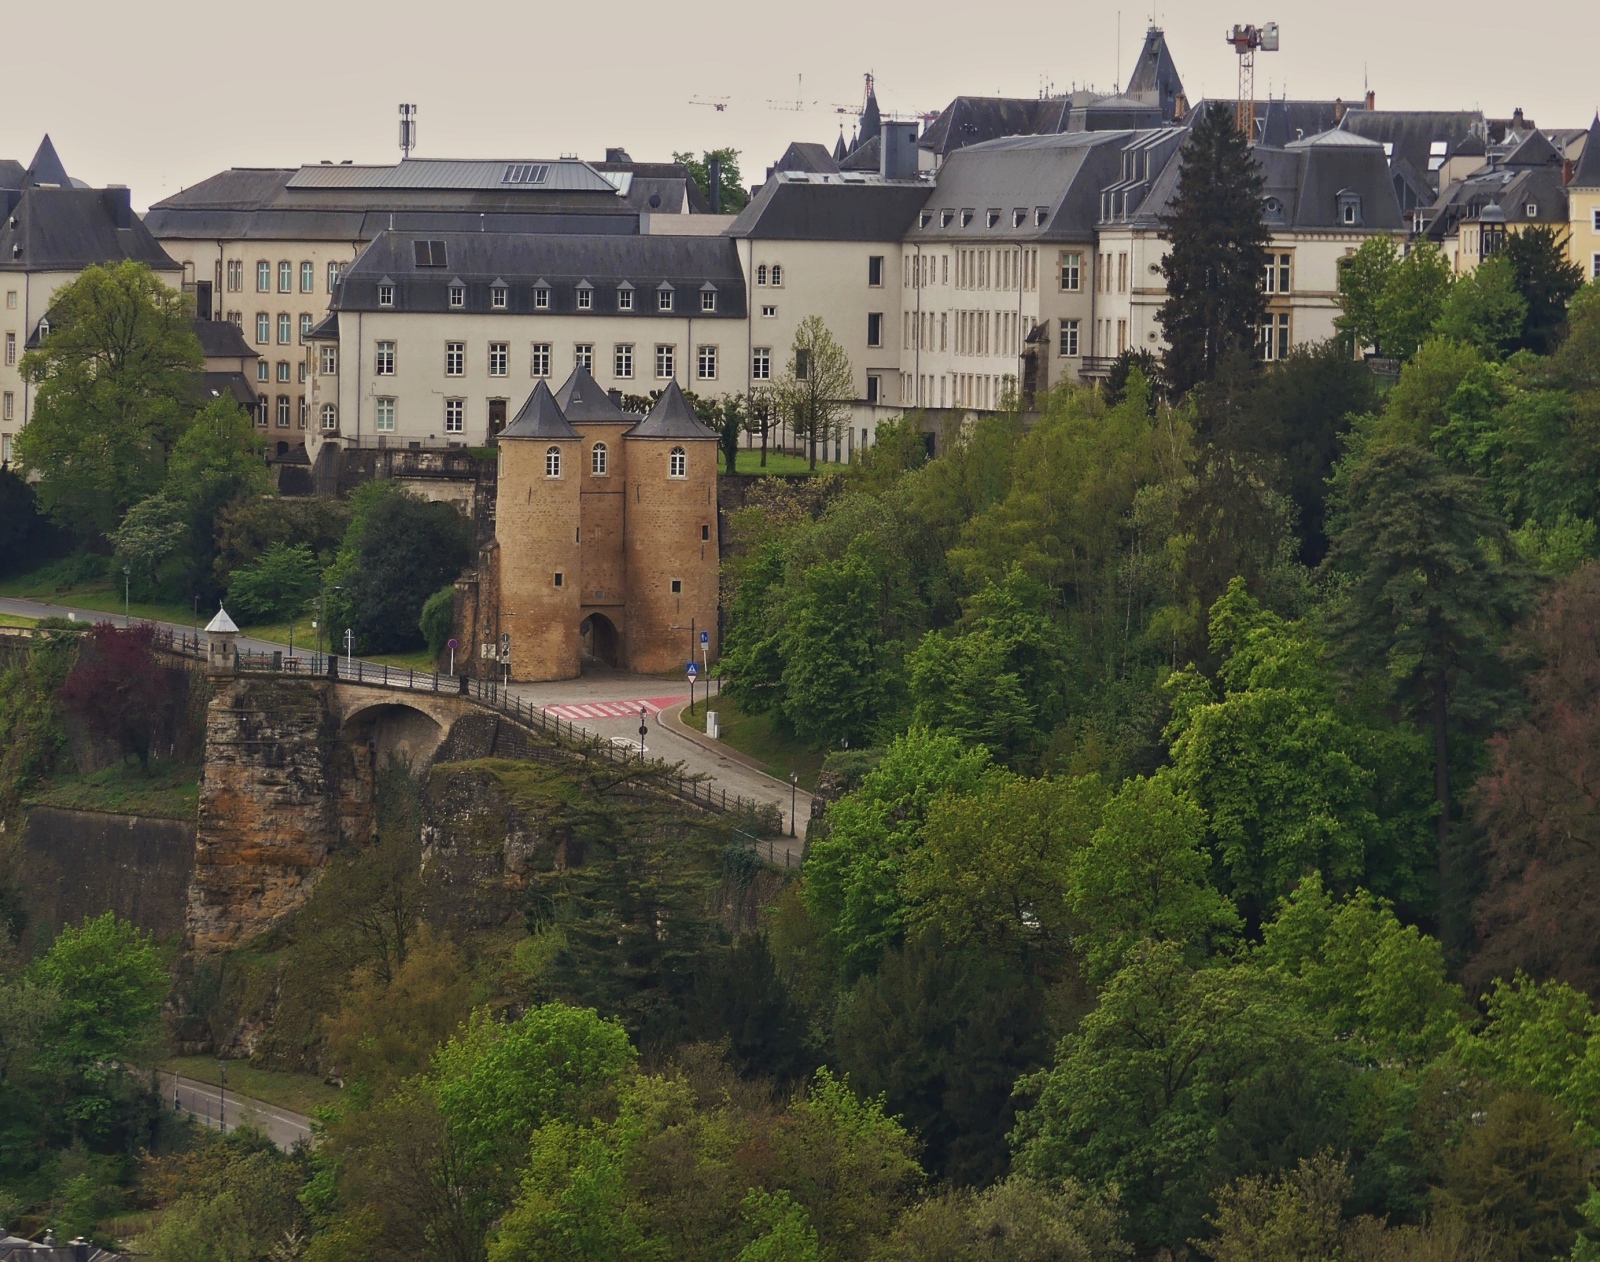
[661,701,816,816]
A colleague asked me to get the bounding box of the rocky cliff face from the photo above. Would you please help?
[188,677,340,954]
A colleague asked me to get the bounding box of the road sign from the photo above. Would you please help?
[447,638,457,649]
[686,662,699,680]
[699,630,709,645]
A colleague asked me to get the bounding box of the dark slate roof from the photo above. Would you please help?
[1124,25,1185,123]
[625,379,717,440]
[27,135,72,188]
[839,135,879,172]
[553,365,633,422]
[773,142,839,175]
[728,174,929,241]
[1504,129,1561,167]
[192,318,254,359]
[1338,110,1486,177]
[1188,98,1365,144]
[919,96,1061,158]
[0,160,27,191]
[911,130,1139,242]
[198,371,259,408]
[1572,116,1600,189]
[1423,161,1569,237]
[0,187,177,272]
[336,231,746,317]
[502,379,579,439]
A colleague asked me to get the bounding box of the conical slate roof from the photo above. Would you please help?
[1571,115,1600,188]
[860,86,881,145]
[833,130,848,161]
[1125,26,1185,122]
[27,135,70,188]
[625,380,718,440]
[553,365,632,422]
[502,379,579,439]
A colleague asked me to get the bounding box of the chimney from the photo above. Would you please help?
[1564,157,1576,187]
[103,185,132,229]
[607,388,624,408]
[605,147,632,164]
[1333,97,1345,123]
[1364,89,1375,111]
[707,157,722,213]
[880,120,920,181]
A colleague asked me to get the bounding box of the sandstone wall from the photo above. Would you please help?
[624,436,720,673]
[496,437,582,680]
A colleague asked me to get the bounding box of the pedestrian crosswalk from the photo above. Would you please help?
[542,695,687,721]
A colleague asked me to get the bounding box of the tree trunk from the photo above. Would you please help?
[1433,669,1450,926]
[760,423,768,467]
[808,409,817,470]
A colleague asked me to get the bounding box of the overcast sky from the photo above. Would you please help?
[7,0,1597,210]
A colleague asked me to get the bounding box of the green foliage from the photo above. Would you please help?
[1337,237,1454,360]
[803,729,991,977]
[211,493,350,591]
[1504,225,1585,355]
[1436,254,1528,358]
[0,467,61,579]
[29,911,168,1075]
[776,316,855,468]
[671,146,748,213]
[226,542,322,624]
[419,585,456,657]
[15,261,204,535]
[141,1129,308,1262]
[0,627,74,817]
[1157,101,1269,394]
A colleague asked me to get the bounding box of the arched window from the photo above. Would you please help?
[756,264,767,285]
[591,442,608,475]
[545,445,562,478]
[770,263,783,286]
[320,404,338,430]
[669,445,687,478]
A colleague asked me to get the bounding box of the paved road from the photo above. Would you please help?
[157,1070,313,1150]
[1,595,812,838]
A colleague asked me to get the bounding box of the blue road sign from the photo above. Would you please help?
[686,662,699,678]
[700,630,709,644]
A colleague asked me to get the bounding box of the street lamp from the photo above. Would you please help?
[122,565,131,627]
[217,1059,227,1134]
[344,627,354,675]
[790,770,798,838]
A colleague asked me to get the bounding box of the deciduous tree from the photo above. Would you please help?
[775,316,855,469]
[54,622,175,772]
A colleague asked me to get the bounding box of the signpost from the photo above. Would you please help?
[687,660,698,712]
[638,707,648,757]
[501,632,511,687]
[447,637,458,675]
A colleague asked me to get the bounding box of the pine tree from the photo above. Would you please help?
[1503,225,1584,355]
[1157,103,1270,396]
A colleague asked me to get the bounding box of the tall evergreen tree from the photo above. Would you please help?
[1158,103,1270,395]
[1503,225,1584,355]
[1320,444,1532,939]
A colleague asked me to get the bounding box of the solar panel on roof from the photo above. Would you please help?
[503,163,550,185]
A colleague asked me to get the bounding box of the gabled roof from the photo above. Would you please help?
[1338,109,1486,177]
[625,380,717,440]
[192,318,255,359]
[839,135,880,172]
[729,174,929,242]
[554,365,633,422]
[1504,129,1560,167]
[1572,115,1600,189]
[0,159,28,192]
[773,142,839,175]
[27,135,72,188]
[0,187,178,273]
[503,379,579,440]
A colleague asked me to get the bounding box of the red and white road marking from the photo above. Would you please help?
[542,695,687,721]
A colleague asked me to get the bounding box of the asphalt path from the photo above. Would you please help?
[0,595,811,835]
[157,1070,313,1150]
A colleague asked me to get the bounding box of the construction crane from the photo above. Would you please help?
[767,75,816,113]
[689,96,729,112]
[1224,22,1279,139]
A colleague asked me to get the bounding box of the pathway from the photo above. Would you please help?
[157,1070,313,1151]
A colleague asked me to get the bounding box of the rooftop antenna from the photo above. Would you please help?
[398,104,417,158]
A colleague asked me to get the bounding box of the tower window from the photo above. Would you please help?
[554,572,563,587]
[545,445,562,478]
[669,445,686,478]
[701,524,710,540]
[591,442,608,475]
[670,578,683,593]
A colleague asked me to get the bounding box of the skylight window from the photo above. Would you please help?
[412,240,447,267]
[503,163,550,185]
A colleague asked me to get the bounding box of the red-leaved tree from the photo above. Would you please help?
[55,622,174,773]
[1470,564,1600,993]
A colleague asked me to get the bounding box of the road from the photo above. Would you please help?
[0,594,813,837]
[157,1070,313,1150]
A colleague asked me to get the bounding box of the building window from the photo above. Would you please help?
[225,261,242,291]
[277,360,290,383]
[320,404,338,430]
[530,343,551,377]
[752,347,771,380]
[1259,312,1291,361]
[701,289,716,312]
[655,344,675,379]
[491,285,507,309]
[2,391,11,422]
[614,344,633,378]
[697,344,717,380]
[554,571,563,587]
[591,442,608,475]
[375,397,396,431]
[1526,203,1538,218]
[300,313,313,340]
[574,343,593,371]
[276,395,290,427]
[488,343,508,376]
[445,398,464,433]
[277,313,291,344]
[256,361,269,382]
[256,394,268,426]
[376,341,395,375]
[669,446,687,478]
[255,312,270,343]
[299,361,307,383]
[702,523,710,540]
[1058,319,1079,357]
[1059,251,1081,291]
[327,261,344,292]
[657,288,673,313]
[761,305,776,318]
[670,578,683,593]
[770,264,782,286]
[298,396,308,428]
[378,284,394,307]
[3,332,12,366]
[256,261,271,292]
[1262,253,1292,294]
[449,284,465,309]
[868,255,884,286]
[1593,252,1600,280]
[545,445,562,478]
[866,375,880,403]
[445,341,463,375]
[618,287,633,311]
[278,261,292,293]
[756,264,767,285]
[795,348,810,380]
[534,286,549,310]
[577,287,592,311]
[1338,193,1362,226]
[299,261,314,293]
[867,312,883,347]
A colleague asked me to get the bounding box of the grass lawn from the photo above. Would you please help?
[162,1055,341,1117]
[681,690,823,791]
[25,759,200,820]
[0,612,38,628]
[365,646,439,670]
[0,572,197,627]
[719,449,829,475]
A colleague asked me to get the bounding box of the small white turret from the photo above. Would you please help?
[205,606,239,674]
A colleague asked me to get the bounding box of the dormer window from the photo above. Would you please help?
[618,284,634,311]
[1262,196,1285,222]
[986,209,1001,228]
[941,209,955,227]
[491,284,507,309]
[960,209,974,227]
[701,288,717,312]
[378,282,394,307]
[534,285,550,310]
[919,212,933,228]
[1337,189,1362,226]
[1526,202,1539,218]
[1012,208,1026,228]
[449,283,465,308]
[1034,207,1048,226]
[576,281,593,311]
[657,287,674,312]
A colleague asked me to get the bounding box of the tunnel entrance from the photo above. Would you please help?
[579,613,620,669]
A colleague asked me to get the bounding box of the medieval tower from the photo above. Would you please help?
[492,368,719,681]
